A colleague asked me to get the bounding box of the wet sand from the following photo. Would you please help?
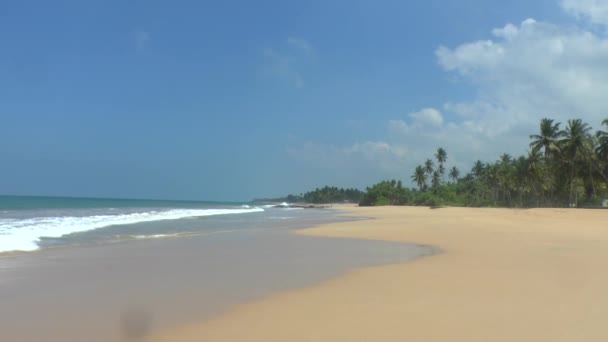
[0,212,432,342]
[155,206,608,341]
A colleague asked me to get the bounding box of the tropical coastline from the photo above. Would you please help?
[4,2,608,342]
[154,205,608,341]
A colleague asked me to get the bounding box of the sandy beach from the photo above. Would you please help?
[155,205,608,341]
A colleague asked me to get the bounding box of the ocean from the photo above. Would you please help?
[0,195,333,253]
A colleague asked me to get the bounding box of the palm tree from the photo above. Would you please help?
[513,156,532,207]
[560,119,593,206]
[431,171,441,191]
[596,119,608,160]
[527,149,542,172]
[530,118,562,158]
[526,149,547,206]
[448,166,460,183]
[424,159,434,177]
[595,119,608,186]
[496,155,514,206]
[499,153,512,164]
[411,165,427,191]
[471,160,484,179]
[435,147,447,180]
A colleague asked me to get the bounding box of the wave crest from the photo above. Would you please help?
[0,208,263,253]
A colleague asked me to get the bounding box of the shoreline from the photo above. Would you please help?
[154,205,608,341]
[0,207,430,342]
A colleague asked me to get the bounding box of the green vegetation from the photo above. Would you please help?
[360,117,608,208]
[358,180,413,206]
[254,186,364,204]
[255,118,608,208]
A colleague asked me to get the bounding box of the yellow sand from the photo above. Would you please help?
[154,206,608,341]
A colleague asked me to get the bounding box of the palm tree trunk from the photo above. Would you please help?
[589,161,596,198]
[569,161,575,207]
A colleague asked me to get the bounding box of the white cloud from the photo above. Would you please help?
[286,6,608,187]
[408,108,444,127]
[436,18,608,128]
[561,0,608,26]
[428,17,608,169]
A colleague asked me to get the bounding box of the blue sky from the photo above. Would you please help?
[1,0,607,201]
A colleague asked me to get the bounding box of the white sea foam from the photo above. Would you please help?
[0,208,263,253]
[130,233,180,240]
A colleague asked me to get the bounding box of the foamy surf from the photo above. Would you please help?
[129,233,181,240]
[0,207,263,253]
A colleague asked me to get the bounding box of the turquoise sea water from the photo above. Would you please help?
[0,195,240,210]
[1,195,319,253]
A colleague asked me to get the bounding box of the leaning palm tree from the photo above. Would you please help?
[448,166,460,183]
[560,119,593,206]
[411,165,427,191]
[530,118,562,158]
[423,159,434,177]
[435,147,447,179]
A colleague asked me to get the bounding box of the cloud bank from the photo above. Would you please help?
[560,0,608,26]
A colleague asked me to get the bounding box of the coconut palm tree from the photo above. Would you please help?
[411,165,427,191]
[495,155,515,206]
[423,159,434,177]
[435,147,447,180]
[499,153,512,164]
[471,160,484,179]
[594,119,608,187]
[560,119,593,206]
[448,166,460,183]
[526,149,547,206]
[431,170,441,191]
[530,118,562,158]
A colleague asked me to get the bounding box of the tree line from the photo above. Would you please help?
[254,186,364,204]
[360,117,608,208]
